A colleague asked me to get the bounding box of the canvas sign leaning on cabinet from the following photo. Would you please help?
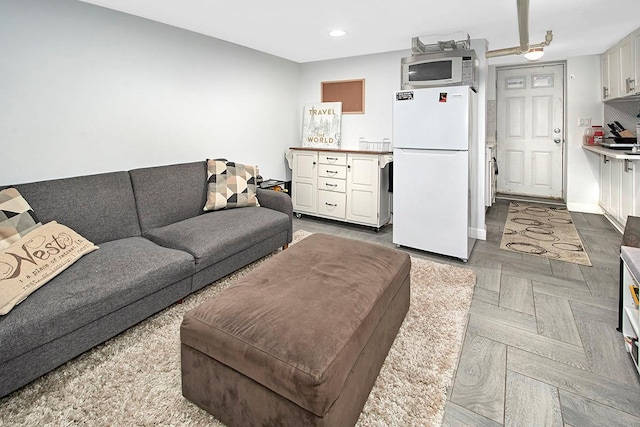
[301,102,342,149]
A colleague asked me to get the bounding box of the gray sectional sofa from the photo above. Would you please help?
[0,161,292,398]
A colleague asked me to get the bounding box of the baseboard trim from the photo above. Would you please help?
[470,227,486,241]
[565,202,603,214]
[602,211,625,234]
[496,194,565,206]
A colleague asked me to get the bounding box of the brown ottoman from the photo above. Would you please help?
[180,233,411,427]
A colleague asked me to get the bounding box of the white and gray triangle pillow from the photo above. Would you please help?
[203,159,259,212]
[0,188,42,250]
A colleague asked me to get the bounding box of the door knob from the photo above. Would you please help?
[554,128,561,133]
[554,138,561,143]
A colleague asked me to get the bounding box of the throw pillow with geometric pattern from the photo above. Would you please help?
[203,159,259,212]
[0,187,42,250]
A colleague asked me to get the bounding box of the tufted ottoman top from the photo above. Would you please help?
[180,233,411,417]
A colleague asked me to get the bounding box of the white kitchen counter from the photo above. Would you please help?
[583,144,640,160]
[287,147,393,168]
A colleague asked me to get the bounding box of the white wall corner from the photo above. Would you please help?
[471,38,489,239]
[565,55,603,209]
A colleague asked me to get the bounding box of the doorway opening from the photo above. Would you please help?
[495,63,566,202]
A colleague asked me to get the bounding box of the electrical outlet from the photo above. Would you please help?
[579,117,591,127]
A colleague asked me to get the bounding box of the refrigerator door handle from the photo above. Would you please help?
[396,148,466,155]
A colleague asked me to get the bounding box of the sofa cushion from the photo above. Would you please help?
[129,162,208,233]
[0,236,194,365]
[203,160,259,212]
[15,172,141,245]
[0,187,41,250]
[144,206,289,272]
[0,221,98,316]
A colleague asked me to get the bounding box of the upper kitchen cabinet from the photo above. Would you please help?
[620,33,636,96]
[602,46,620,100]
[602,26,639,100]
[601,53,611,101]
[635,29,640,96]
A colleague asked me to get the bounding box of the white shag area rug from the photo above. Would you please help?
[0,231,476,426]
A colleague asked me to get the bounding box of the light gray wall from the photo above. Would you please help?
[0,0,607,215]
[299,50,408,150]
[565,55,603,213]
[299,45,489,239]
[0,0,300,185]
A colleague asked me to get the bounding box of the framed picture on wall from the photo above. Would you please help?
[321,79,365,114]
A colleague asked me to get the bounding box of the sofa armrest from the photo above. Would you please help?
[257,189,293,243]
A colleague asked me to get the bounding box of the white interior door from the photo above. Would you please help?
[496,64,564,199]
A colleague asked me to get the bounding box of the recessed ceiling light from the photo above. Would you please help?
[329,30,346,37]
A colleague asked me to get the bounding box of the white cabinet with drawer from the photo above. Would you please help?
[595,151,640,231]
[318,177,346,193]
[287,148,392,230]
[318,190,346,219]
[317,151,347,219]
[346,154,381,225]
[318,152,346,165]
[318,164,347,180]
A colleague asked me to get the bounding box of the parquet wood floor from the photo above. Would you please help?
[293,198,640,426]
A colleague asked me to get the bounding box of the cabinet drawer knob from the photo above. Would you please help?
[327,157,338,161]
[325,202,337,207]
[327,170,338,174]
[326,183,337,187]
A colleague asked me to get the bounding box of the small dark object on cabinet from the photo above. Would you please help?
[259,179,291,197]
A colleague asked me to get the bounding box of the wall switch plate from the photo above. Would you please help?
[579,117,591,127]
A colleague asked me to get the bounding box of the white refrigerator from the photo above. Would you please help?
[392,86,477,261]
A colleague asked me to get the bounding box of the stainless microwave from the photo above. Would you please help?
[401,49,478,91]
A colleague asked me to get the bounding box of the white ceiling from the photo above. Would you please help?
[78,0,639,64]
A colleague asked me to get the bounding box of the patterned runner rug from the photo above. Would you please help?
[500,201,592,266]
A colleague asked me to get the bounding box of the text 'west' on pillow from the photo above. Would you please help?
[0,221,98,315]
